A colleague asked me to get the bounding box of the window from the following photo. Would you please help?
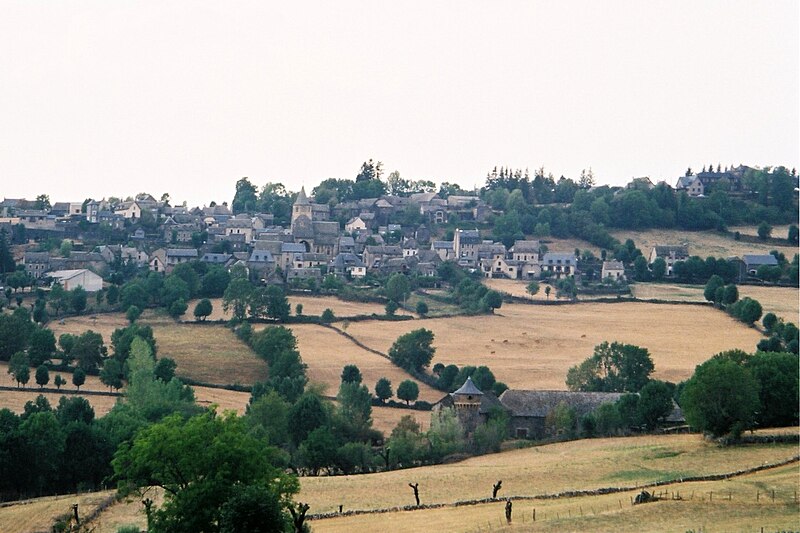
[515,428,529,438]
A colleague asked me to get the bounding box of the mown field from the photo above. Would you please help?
[276,323,441,403]
[188,295,414,322]
[5,431,793,533]
[311,464,799,533]
[630,283,799,323]
[610,227,797,259]
[342,302,763,389]
[298,431,798,514]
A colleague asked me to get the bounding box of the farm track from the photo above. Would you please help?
[306,455,800,520]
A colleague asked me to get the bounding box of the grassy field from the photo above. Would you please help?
[270,323,441,402]
[188,295,413,322]
[47,312,130,344]
[0,432,795,532]
[141,314,268,386]
[371,404,431,434]
[310,464,799,532]
[610,227,797,259]
[341,302,763,389]
[298,432,798,515]
[631,283,799,323]
[0,490,116,533]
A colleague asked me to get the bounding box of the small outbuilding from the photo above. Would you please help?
[49,269,103,292]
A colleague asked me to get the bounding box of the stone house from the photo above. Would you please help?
[541,252,577,278]
[601,260,626,281]
[499,390,626,439]
[648,245,689,276]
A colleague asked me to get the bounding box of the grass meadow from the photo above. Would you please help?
[342,301,763,389]
[297,431,798,515]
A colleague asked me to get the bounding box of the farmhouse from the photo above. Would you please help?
[648,245,689,276]
[499,390,627,439]
[741,254,778,276]
[541,252,577,278]
[601,260,626,281]
[49,269,103,292]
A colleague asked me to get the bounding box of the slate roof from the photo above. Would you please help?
[602,260,625,270]
[499,390,625,418]
[452,377,483,396]
[166,248,199,258]
[742,254,778,267]
[653,245,689,258]
[512,240,540,253]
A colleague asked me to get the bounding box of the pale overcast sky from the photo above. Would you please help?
[1,1,797,207]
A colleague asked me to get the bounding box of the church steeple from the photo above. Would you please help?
[295,186,310,205]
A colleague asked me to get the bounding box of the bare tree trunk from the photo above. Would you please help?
[492,480,502,499]
[409,483,420,506]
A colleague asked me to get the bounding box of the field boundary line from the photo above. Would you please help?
[306,454,799,520]
[0,385,122,397]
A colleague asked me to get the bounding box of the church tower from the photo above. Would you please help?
[291,186,312,230]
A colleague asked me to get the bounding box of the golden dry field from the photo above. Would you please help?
[192,385,250,415]
[272,323,441,402]
[610,228,797,259]
[299,432,798,514]
[342,302,763,389]
[141,314,268,386]
[0,490,116,533]
[484,279,559,301]
[47,312,130,344]
[371,405,431,435]
[631,283,799,323]
[187,295,413,322]
[737,285,799,323]
[88,488,165,533]
[311,464,799,533]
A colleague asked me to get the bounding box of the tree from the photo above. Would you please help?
[54,374,67,390]
[246,391,290,447]
[219,483,288,533]
[526,281,540,296]
[636,380,673,429]
[321,308,335,322]
[681,358,760,438]
[100,358,124,391]
[28,327,56,367]
[385,300,399,316]
[154,357,177,383]
[68,287,87,315]
[126,305,142,323]
[721,284,738,305]
[8,352,30,387]
[415,301,428,317]
[223,277,252,321]
[193,298,213,321]
[232,177,259,214]
[788,224,799,245]
[704,275,724,302]
[35,365,49,389]
[288,393,330,445]
[201,266,231,298]
[397,380,420,405]
[297,427,338,475]
[651,257,666,281]
[385,273,411,303]
[544,286,551,300]
[168,298,188,319]
[72,368,86,391]
[72,331,105,372]
[762,312,779,333]
[388,328,436,371]
[481,290,503,312]
[746,351,799,428]
[757,222,772,240]
[375,377,392,403]
[729,297,762,325]
[566,341,654,392]
[112,411,298,533]
[340,364,362,384]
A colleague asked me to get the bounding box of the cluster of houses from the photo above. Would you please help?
[6,189,588,288]
[3,183,782,292]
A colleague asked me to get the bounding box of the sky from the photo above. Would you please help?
[0,1,798,208]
